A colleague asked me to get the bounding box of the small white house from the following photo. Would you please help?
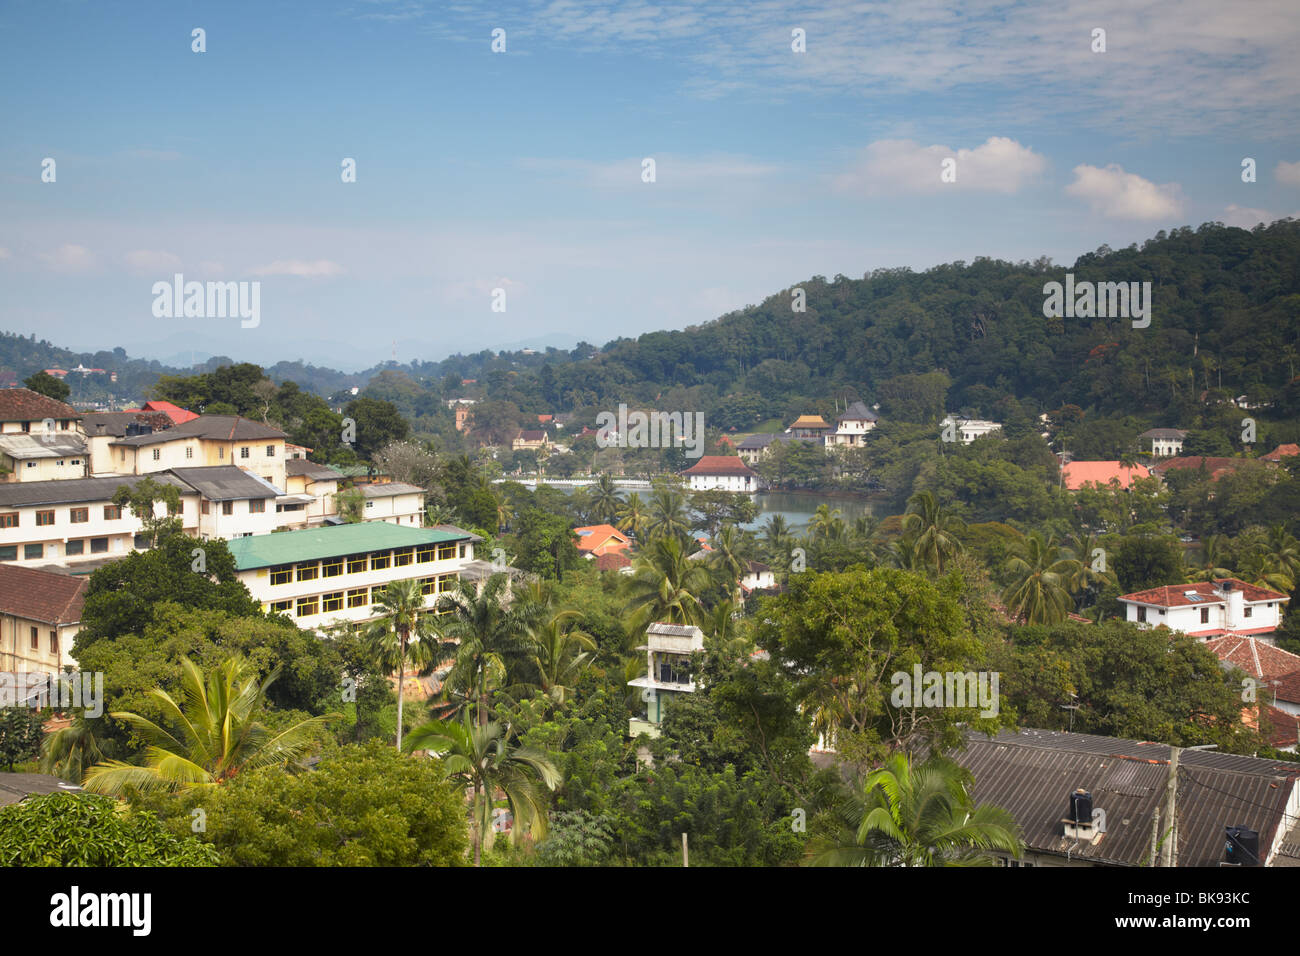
[940,416,1002,444]
[825,401,878,448]
[679,456,759,493]
[1139,428,1187,457]
[1119,579,1289,640]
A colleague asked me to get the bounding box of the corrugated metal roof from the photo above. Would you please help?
[0,434,87,459]
[167,466,280,501]
[0,473,191,507]
[225,522,469,570]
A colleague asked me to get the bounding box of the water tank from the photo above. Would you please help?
[1068,788,1092,824]
[124,422,153,438]
[1225,825,1260,866]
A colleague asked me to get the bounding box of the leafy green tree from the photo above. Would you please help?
[404,713,560,866]
[366,579,447,749]
[0,793,218,866]
[343,396,410,459]
[23,370,70,403]
[808,753,1022,866]
[1001,532,1081,625]
[0,707,45,770]
[333,486,365,523]
[82,656,334,795]
[112,476,183,548]
[1112,534,1184,592]
[626,534,713,627]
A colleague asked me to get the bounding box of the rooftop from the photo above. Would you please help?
[837,401,878,423]
[1138,427,1188,439]
[1060,460,1150,491]
[679,455,758,478]
[1120,578,1290,608]
[109,414,286,447]
[359,482,425,498]
[0,434,88,460]
[0,773,81,807]
[788,414,831,430]
[285,459,342,481]
[167,465,280,501]
[225,522,470,570]
[0,564,87,625]
[0,388,78,423]
[0,473,190,508]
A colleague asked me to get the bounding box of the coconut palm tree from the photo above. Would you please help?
[645,483,691,542]
[809,753,1022,867]
[902,490,965,574]
[425,502,460,528]
[1063,530,1117,604]
[39,716,106,784]
[590,474,622,525]
[81,656,332,795]
[526,614,597,706]
[367,578,449,750]
[626,533,712,627]
[1185,533,1234,582]
[1264,524,1300,589]
[710,523,749,596]
[885,535,924,572]
[1002,532,1081,625]
[810,504,844,540]
[762,514,794,568]
[404,713,561,866]
[616,492,648,539]
[436,574,541,725]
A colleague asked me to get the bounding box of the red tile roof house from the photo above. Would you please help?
[1059,460,1151,491]
[0,563,86,677]
[1119,578,1289,641]
[679,455,759,493]
[1264,443,1300,463]
[1205,635,1300,715]
[573,524,631,558]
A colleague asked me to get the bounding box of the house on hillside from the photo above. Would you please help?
[107,414,288,488]
[736,433,775,465]
[1138,427,1187,457]
[940,415,1002,444]
[512,429,549,452]
[1264,443,1300,463]
[627,622,705,739]
[0,563,86,676]
[825,402,878,448]
[680,455,759,492]
[1119,578,1289,641]
[1150,456,1252,482]
[786,415,832,440]
[1060,460,1150,491]
[573,524,631,558]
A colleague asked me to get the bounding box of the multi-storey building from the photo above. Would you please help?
[824,401,878,447]
[627,622,704,739]
[1119,578,1289,640]
[107,414,288,488]
[0,563,86,676]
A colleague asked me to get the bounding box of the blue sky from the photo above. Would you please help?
[2,0,1298,371]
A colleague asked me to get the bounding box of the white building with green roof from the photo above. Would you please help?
[226,522,481,628]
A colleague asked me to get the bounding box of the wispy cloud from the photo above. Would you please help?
[1222,204,1298,229]
[39,243,98,273]
[1065,164,1183,220]
[251,259,345,277]
[834,137,1046,195]
[123,249,182,273]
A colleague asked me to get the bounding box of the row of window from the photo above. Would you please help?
[199,499,267,516]
[1,505,124,529]
[268,544,463,585]
[268,576,458,618]
[23,458,82,469]
[27,626,59,655]
[1136,605,1258,624]
[0,537,113,561]
[16,420,73,433]
[141,443,278,462]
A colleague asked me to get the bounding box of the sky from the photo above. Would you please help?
[1,0,1298,372]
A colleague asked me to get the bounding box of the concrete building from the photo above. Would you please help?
[679,455,759,493]
[627,622,704,739]
[1138,427,1187,457]
[0,563,86,676]
[107,414,288,488]
[358,482,426,526]
[1119,578,1289,640]
[825,401,878,448]
[940,415,1002,444]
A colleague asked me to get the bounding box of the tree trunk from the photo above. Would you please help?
[473,782,483,866]
[396,632,407,751]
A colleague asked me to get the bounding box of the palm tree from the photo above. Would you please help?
[437,574,541,726]
[645,483,691,542]
[710,523,749,596]
[425,502,460,527]
[902,490,965,573]
[526,615,597,705]
[404,714,561,866]
[82,656,332,795]
[703,600,751,660]
[39,716,105,784]
[762,514,794,568]
[1264,524,1300,589]
[626,533,712,627]
[885,535,924,572]
[367,578,448,750]
[810,504,843,540]
[1002,532,1081,625]
[809,753,1022,867]
[1185,533,1233,582]
[590,474,621,525]
[1063,530,1116,604]
[616,492,649,539]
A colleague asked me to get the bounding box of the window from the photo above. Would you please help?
[249,499,266,514]
[371,551,391,570]
[36,510,54,526]
[91,537,108,553]
[70,507,88,523]
[270,565,293,586]
[347,588,369,608]
[417,545,436,563]
[201,500,210,515]
[394,548,414,567]
[65,540,84,556]
[295,596,319,617]
[322,558,344,578]
[270,599,293,614]
[70,459,81,466]
[347,554,367,574]
[103,505,121,520]
[56,460,64,467]
[24,544,43,560]
[0,546,16,561]
[222,501,234,516]
[30,626,38,649]
[266,445,276,457]
[133,534,150,549]
[1244,606,1254,618]
[365,500,374,510]
[297,562,320,582]
[20,422,30,433]
[50,631,58,655]
[152,448,161,461]
[420,577,436,596]
[218,447,225,460]
[437,543,457,561]
[0,514,16,529]
[458,543,467,558]
[438,574,457,593]
[25,461,35,469]
[1137,606,1147,623]
[322,592,344,613]
[1200,607,1210,624]
[240,446,250,459]
[186,447,194,459]
[59,420,69,430]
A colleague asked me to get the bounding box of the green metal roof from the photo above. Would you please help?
[226,522,468,570]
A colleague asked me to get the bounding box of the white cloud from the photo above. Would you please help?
[39,243,97,273]
[1221,204,1299,228]
[1065,164,1183,220]
[1277,160,1300,186]
[251,259,344,277]
[123,249,182,273]
[834,136,1046,195]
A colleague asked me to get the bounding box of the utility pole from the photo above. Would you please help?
[681,832,689,867]
[1161,747,1179,867]
[1149,808,1160,866]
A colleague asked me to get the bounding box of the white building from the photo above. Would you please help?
[941,416,1003,444]
[0,563,86,677]
[825,401,878,448]
[1138,428,1187,457]
[107,414,289,488]
[627,622,704,739]
[359,482,426,526]
[679,455,759,493]
[1119,578,1289,641]
[227,522,480,630]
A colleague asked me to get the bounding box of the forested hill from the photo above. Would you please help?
[513,219,1298,428]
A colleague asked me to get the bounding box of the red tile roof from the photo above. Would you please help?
[1264,443,1300,462]
[572,524,630,554]
[679,455,758,477]
[141,400,199,425]
[1205,634,1300,685]
[0,564,87,625]
[594,551,632,571]
[1121,578,1290,608]
[1151,456,1250,480]
[0,388,78,423]
[1060,460,1149,490]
